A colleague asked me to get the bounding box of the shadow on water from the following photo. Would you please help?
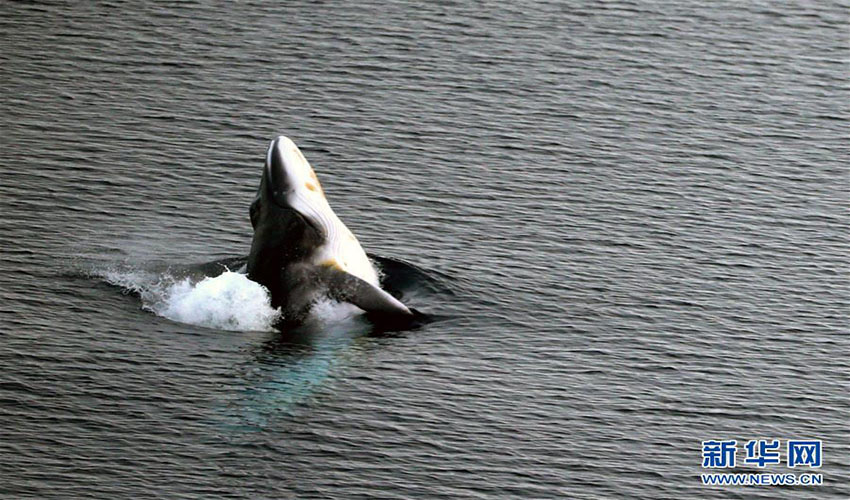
[220,319,374,431]
[213,255,462,431]
[82,252,461,431]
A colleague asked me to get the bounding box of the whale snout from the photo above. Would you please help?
[266,136,293,207]
[264,135,325,209]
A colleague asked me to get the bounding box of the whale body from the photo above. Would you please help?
[246,136,413,326]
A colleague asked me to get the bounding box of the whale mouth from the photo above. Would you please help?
[261,136,327,237]
[266,136,293,209]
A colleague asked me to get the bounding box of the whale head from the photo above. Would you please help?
[258,136,331,233]
[247,136,327,281]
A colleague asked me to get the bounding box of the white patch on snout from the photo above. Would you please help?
[268,136,379,286]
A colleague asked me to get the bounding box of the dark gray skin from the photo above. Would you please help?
[246,139,415,327]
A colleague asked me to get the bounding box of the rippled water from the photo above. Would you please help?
[2,1,848,498]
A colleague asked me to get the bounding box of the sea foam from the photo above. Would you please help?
[101,268,281,331]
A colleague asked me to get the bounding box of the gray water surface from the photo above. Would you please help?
[1,1,848,498]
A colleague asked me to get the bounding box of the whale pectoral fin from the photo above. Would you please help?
[319,268,413,318]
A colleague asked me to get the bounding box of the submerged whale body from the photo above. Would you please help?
[246,136,417,328]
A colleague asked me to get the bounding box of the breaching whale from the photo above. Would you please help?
[247,136,415,327]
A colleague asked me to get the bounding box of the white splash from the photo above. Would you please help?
[156,272,280,331]
[307,297,363,326]
[101,268,281,331]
